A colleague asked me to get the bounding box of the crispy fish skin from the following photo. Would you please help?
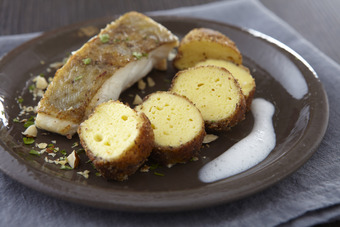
[35,11,179,137]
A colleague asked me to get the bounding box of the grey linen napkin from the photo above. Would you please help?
[1,0,339,226]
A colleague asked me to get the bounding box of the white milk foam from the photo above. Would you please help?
[199,98,276,183]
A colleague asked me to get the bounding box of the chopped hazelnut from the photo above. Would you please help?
[138,79,146,90]
[203,134,219,144]
[35,76,48,90]
[67,150,80,169]
[132,94,143,105]
[22,125,38,137]
[147,77,155,87]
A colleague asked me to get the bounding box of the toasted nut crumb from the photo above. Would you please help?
[138,79,146,90]
[132,94,143,105]
[77,170,90,179]
[34,76,48,90]
[49,61,64,69]
[203,134,219,144]
[22,125,38,137]
[139,165,150,173]
[67,150,80,169]
[147,77,155,87]
[37,143,48,149]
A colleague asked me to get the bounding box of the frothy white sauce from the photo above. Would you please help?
[198,98,276,183]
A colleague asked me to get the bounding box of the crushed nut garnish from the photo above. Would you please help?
[37,143,48,149]
[137,79,146,90]
[22,125,38,137]
[67,150,80,169]
[77,170,90,179]
[132,94,143,105]
[146,77,155,87]
[203,134,219,144]
[140,165,150,173]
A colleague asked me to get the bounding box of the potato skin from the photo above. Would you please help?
[173,28,243,70]
[78,108,154,181]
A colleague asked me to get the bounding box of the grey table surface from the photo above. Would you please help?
[1,0,340,66]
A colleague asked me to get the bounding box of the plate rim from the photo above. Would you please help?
[0,15,329,212]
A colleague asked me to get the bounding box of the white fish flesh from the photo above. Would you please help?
[35,12,179,137]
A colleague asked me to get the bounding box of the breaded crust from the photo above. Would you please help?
[245,83,256,111]
[78,101,154,181]
[205,95,246,132]
[151,127,205,166]
[238,64,256,111]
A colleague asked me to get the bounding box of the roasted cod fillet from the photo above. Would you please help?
[35,12,179,137]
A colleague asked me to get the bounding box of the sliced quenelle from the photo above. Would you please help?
[136,91,205,167]
[78,100,154,181]
[170,65,246,131]
[196,59,255,110]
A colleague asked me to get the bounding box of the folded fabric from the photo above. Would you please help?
[1,0,340,226]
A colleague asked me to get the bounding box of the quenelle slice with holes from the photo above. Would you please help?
[195,59,255,110]
[135,91,206,167]
[170,65,246,131]
[78,100,154,181]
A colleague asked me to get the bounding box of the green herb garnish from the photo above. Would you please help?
[23,137,35,145]
[13,118,20,123]
[76,148,85,154]
[99,33,110,43]
[149,163,159,170]
[29,149,40,156]
[17,98,24,103]
[59,149,67,156]
[24,116,35,128]
[132,52,148,60]
[74,75,83,81]
[28,84,36,92]
[60,165,73,170]
[24,121,34,128]
[46,144,57,153]
[154,172,164,177]
[82,58,91,65]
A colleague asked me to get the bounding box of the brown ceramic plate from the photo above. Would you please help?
[0,16,329,212]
